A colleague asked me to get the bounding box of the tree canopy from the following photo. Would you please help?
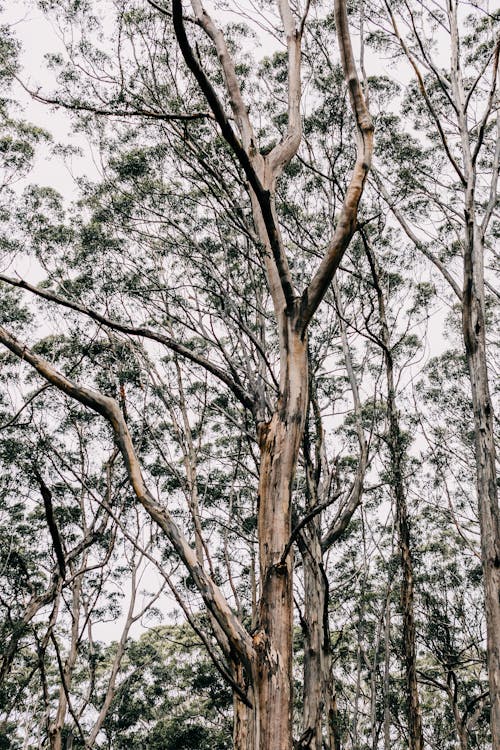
[0,1,498,748]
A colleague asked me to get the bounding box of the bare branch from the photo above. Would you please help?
[321,280,368,550]
[170,0,296,310]
[16,80,213,122]
[0,274,254,411]
[371,170,463,301]
[472,36,500,165]
[385,2,466,186]
[300,0,374,329]
[267,0,303,177]
[34,469,67,580]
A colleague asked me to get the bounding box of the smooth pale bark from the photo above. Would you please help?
[254,316,308,750]
[451,8,500,733]
[463,227,500,747]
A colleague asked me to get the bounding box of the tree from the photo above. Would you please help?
[0,1,373,747]
[371,2,499,741]
[0,0,497,748]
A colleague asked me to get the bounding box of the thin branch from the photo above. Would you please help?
[385,2,466,186]
[371,171,463,301]
[280,491,342,565]
[0,274,254,411]
[34,469,67,580]
[17,81,213,122]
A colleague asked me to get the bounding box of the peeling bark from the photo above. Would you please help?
[254,315,308,750]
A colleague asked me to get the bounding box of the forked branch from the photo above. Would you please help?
[300,0,374,330]
[171,0,296,310]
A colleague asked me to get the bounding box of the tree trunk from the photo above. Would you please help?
[233,662,257,750]
[251,313,308,750]
[394,465,423,750]
[463,227,500,748]
[299,520,340,750]
[300,524,326,750]
[49,570,83,750]
[383,599,391,750]
[363,235,423,750]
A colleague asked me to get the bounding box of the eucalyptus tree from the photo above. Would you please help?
[0,0,497,747]
[0,344,170,749]
[0,0,373,747]
[411,325,492,748]
[97,623,233,749]
[369,3,500,740]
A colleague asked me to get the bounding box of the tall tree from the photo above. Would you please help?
[372,2,499,740]
[0,1,373,747]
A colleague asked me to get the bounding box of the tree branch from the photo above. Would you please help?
[34,469,67,580]
[0,274,254,411]
[0,325,255,670]
[170,0,296,310]
[300,0,374,329]
[267,0,303,177]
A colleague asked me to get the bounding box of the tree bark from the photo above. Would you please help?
[299,521,340,750]
[463,227,500,747]
[253,313,308,750]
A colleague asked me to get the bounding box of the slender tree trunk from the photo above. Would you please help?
[300,518,341,750]
[448,2,500,735]
[393,451,423,750]
[463,228,500,747]
[353,523,367,750]
[449,678,468,750]
[371,591,389,750]
[325,670,341,750]
[49,570,83,750]
[364,236,423,750]
[383,600,391,750]
[300,523,326,750]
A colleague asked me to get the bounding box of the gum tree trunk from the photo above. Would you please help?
[253,313,308,750]
[463,226,500,747]
[300,522,334,750]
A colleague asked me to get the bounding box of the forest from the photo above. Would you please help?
[0,0,498,748]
